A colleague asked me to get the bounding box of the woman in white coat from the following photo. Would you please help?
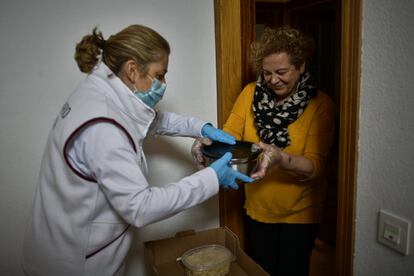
[22,24,252,276]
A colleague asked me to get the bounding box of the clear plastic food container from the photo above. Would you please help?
[180,244,234,276]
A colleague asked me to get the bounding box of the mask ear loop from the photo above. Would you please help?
[140,73,155,89]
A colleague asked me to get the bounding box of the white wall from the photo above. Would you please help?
[0,0,218,275]
[355,0,414,275]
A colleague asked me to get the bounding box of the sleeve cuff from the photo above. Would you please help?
[200,167,220,194]
[198,122,212,137]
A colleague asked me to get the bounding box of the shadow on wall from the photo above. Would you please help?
[144,136,195,167]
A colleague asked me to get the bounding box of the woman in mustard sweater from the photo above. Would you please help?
[193,26,335,276]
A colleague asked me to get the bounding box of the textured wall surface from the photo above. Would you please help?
[0,1,218,275]
[355,0,414,275]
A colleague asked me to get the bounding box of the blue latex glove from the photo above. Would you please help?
[201,124,236,145]
[210,152,254,190]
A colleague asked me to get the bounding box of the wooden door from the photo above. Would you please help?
[214,0,361,275]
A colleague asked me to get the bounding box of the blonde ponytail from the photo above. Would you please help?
[74,27,105,73]
[74,25,170,75]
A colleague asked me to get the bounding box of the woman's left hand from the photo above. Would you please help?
[191,137,212,169]
[250,142,283,180]
[192,125,235,170]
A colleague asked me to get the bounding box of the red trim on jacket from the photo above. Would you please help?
[85,225,131,259]
[63,117,137,182]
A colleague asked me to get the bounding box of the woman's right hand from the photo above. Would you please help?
[210,152,253,190]
[191,137,212,169]
[250,142,283,180]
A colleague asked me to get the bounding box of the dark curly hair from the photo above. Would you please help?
[250,26,315,74]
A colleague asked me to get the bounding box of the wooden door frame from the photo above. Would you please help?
[214,0,361,275]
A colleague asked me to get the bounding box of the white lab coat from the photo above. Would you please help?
[22,63,219,276]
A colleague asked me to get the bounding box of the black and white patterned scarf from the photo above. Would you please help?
[252,72,316,148]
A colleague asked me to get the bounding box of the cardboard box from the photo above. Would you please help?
[144,227,269,276]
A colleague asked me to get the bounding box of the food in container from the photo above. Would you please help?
[180,244,234,276]
[201,140,260,176]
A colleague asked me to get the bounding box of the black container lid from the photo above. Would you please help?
[202,140,259,163]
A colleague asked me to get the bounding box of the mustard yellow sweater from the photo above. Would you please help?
[223,83,335,223]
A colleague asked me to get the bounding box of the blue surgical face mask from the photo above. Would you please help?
[133,77,167,108]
